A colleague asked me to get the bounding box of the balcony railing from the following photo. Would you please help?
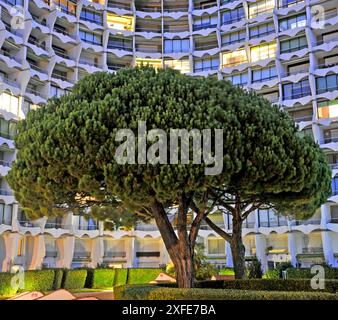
[135,224,158,231]
[18,220,35,227]
[0,215,12,226]
[329,218,338,224]
[136,251,160,258]
[107,2,132,10]
[301,247,324,254]
[193,23,217,31]
[0,189,13,196]
[45,250,58,258]
[200,222,225,230]
[322,136,338,144]
[73,252,91,260]
[45,221,64,229]
[291,219,321,226]
[278,0,304,9]
[104,251,126,258]
[0,159,11,167]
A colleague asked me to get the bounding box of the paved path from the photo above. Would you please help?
[73,291,115,300]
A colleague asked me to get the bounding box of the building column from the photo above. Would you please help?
[255,234,267,272]
[2,233,20,272]
[225,241,233,268]
[321,231,336,267]
[321,204,330,228]
[27,234,45,270]
[56,236,75,269]
[288,232,298,267]
[91,236,104,268]
[125,236,136,268]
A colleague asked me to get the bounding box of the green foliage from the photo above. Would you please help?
[247,259,263,279]
[286,267,338,279]
[0,273,17,296]
[127,268,163,285]
[92,269,116,288]
[219,268,235,276]
[165,263,175,277]
[114,268,128,286]
[114,284,338,300]
[62,269,87,290]
[194,242,217,280]
[52,269,64,290]
[263,269,280,280]
[22,270,55,292]
[195,279,338,293]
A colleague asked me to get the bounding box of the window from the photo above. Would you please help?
[193,14,217,30]
[279,14,306,31]
[194,57,219,72]
[252,66,277,82]
[225,73,248,86]
[280,36,307,53]
[107,14,134,31]
[0,92,19,115]
[318,100,338,119]
[222,30,246,46]
[79,30,102,45]
[258,209,287,227]
[164,39,190,53]
[80,8,103,24]
[221,7,245,25]
[0,118,17,139]
[0,203,12,225]
[316,75,338,94]
[164,59,190,74]
[249,23,275,38]
[282,79,311,100]
[251,43,277,62]
[108,36,133,51]
[54,0,77,15]
[279,0,304,8]
[248,0,275,18]
[222,49,247,67]
[207,238,225,255]
[332,177,338,196]
[51,85,70,98]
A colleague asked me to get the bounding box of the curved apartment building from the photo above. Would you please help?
[0,0,338,272]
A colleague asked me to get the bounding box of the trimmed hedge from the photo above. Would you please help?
[0,273,17,296]
[286,268,338,279]
[22,270,55,292]
[195,279,338,293]
[114,268,128,286]
[62,269,87,290]
[92,269,116,288]
[127,268,163,285]
[52,269,64,290]
[114,285,338,300]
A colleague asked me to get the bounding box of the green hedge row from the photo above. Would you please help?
[194,279,338,293]
[114,285,338,300]
[0,267,164,295]
[286,268,338,279]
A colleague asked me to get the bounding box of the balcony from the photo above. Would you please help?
[0,214,12,226]
[193,23,217,31]
[18,220,35,227]
[103,251,127,259]
[0,189,13,196]
[135,224,158,231]
[73,252,91,261]
[300,247,324,255]
[0,159,11,167]
[45,250,58,258]
[278,0,304,9]
[136,251,160,258]
[290,219,321,226]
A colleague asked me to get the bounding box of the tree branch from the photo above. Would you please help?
[204,217,232,242]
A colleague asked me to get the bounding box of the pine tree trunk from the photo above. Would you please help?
[231,218,247,279]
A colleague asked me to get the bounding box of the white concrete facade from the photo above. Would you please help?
[0,0,338,272]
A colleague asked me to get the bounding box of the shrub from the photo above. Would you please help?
[195,279,338,293]
[84,268,94,288]
[114,268,128,286]
[263,269,280,280]
[114,285,338,300]
[247,259,263,279]
[52,269,64,290]
[62,269,87,290]
[219,268,235,276]
[22,270,55,292]
[0,273,17,296]
[92,269,116,288]
[286,267,338,279]
[127,268,162,285]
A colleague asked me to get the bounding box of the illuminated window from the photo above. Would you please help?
[135,58,162,69]
[222,49,247,67]
[207,238,225,255]
[248,0,274,18]
[251,43,276,62]
[107,13,134,31]
[165,59,190,74]
[0,92,19,115]
[318,100,338,119]
[54,0,77,15]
